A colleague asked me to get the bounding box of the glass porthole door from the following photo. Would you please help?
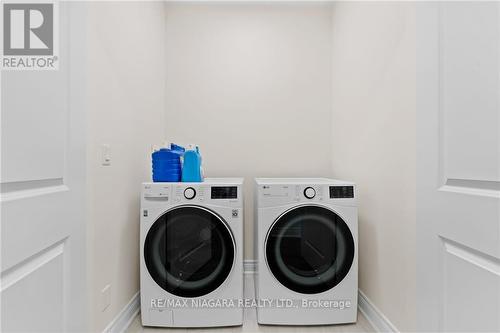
[265,205,355,294]
[144,206,235,298]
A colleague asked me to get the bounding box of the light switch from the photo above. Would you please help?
[101,144,111,166]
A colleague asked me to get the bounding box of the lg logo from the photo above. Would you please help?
[3,3,53,56]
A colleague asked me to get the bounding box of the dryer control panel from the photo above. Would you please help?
[256,179,356,208]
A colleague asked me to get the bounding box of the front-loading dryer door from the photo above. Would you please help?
[144,205,235,298]
[265,205,355,294]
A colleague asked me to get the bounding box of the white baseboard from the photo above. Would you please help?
[243,259,257,274]
[358,290,399,332]
[102,292,140,333]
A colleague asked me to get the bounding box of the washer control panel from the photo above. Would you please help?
[142,181,243,207]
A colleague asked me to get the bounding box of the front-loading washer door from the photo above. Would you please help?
[144,205,235,298]
[265,205,355,294]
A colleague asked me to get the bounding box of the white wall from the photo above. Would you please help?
[86,2,165,331]
[330,2,416,332]
[163,2,335,259]
[83,3,416,332]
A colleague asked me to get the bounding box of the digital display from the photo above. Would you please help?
[329,186,354,199]
[211,186,238,199]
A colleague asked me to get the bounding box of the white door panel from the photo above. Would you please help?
[1,69,67,184]
[2,193,70,270]
[442,240,500,332]
[1,244,65,332]
[1,3,87,332]
[417,2,500,332]
[441,3,500,183]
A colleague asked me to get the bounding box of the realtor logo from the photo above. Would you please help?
[2,1,59,70]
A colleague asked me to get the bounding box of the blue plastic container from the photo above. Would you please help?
[152,144,185,182]
[181,145,203,182]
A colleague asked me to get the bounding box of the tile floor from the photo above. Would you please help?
[126,275,374,333]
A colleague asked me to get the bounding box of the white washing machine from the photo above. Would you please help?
[140,178,244,327]
[254,178,358,325]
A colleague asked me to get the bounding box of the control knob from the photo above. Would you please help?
[184,187,196,200]
[304,187,316,199]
